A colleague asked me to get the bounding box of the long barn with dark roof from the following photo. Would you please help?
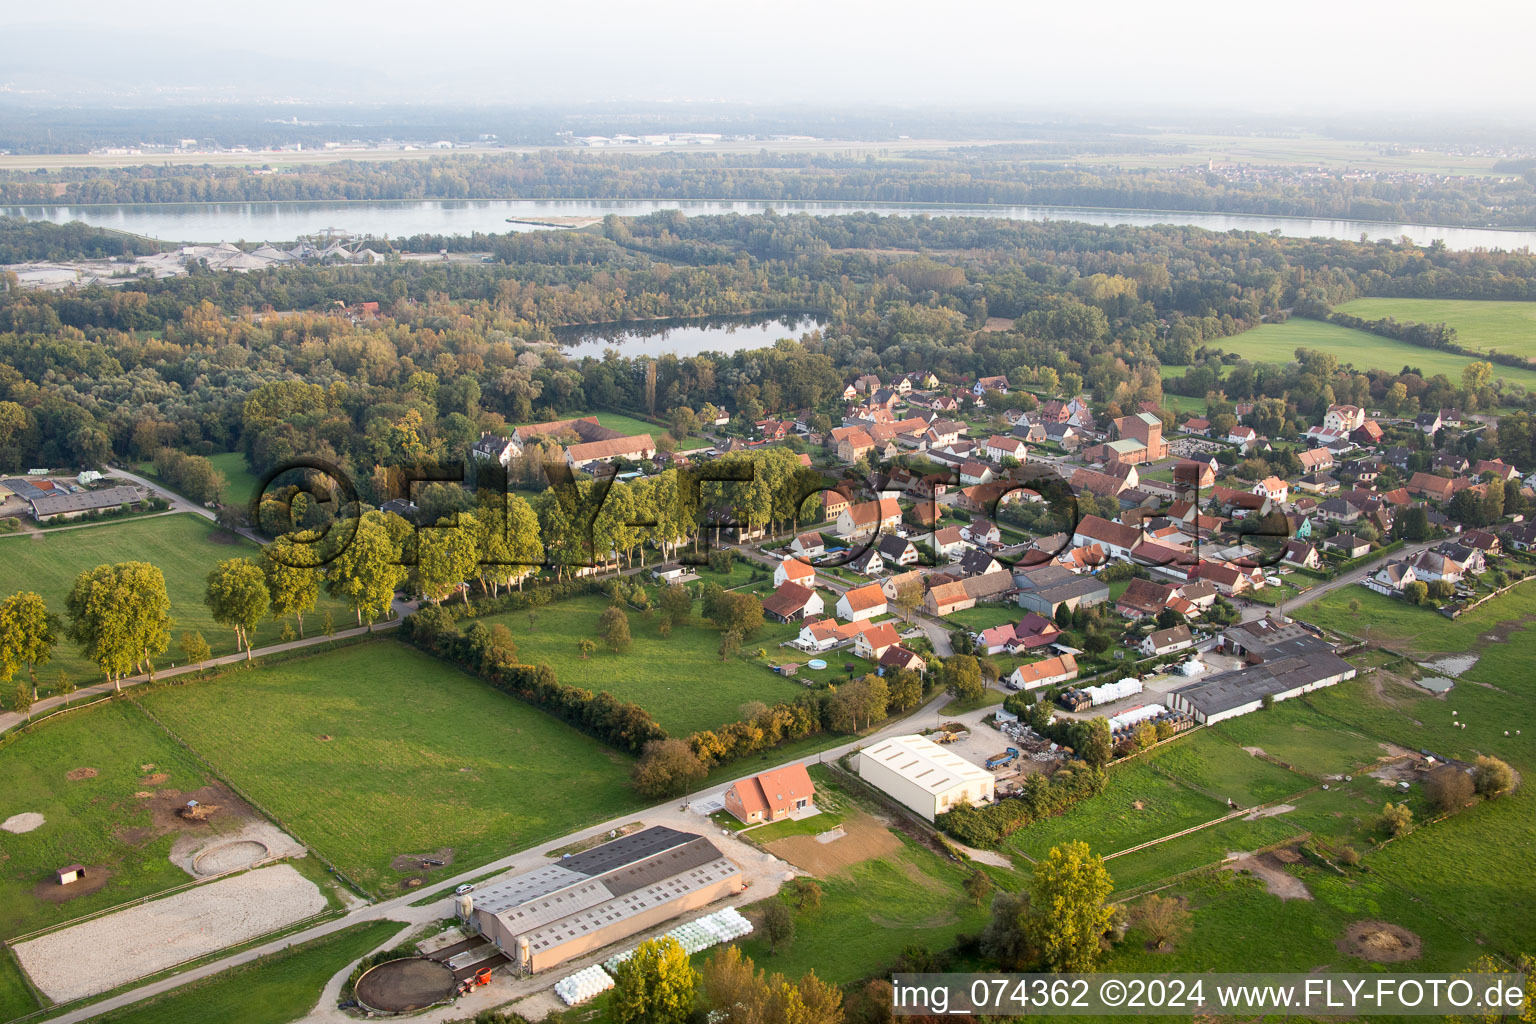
[459,826,741,973]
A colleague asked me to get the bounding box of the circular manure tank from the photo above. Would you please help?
[354,957,455,1014]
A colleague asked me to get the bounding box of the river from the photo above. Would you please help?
[557,313,824,359]
[4,198,1534,252]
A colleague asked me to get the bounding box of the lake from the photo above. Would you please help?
[4,198,1534,252]
[557,313,824,359]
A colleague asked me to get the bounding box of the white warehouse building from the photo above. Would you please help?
[856,734,995,821]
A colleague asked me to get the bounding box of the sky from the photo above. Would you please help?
[3,0,1534,114]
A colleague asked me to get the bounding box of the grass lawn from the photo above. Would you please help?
[1213,701,1390,778]
[0,700,220,939]
[1105,862,1485,975]
[1006,758,1229,862]
[0,513,352,692]
[941,605,1022,633]
[477,594,806,736]
[205,452,264,507]
[1213,318,1536,389]
[136,641,638,896]
[0,947,36,1021]
[1337,297,1536,359]
[92,919,401,1024]
[1145,729,1312,807]
[1302,579,1536,657]
[1105,812,1303,892]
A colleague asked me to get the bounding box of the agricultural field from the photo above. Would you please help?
[478,593,807,736]
[1006,757,1230,863]
[1213,700,1393,778]
[1144,730,1312,807]
[1336,297,1536,359]
[0,513,352,691]
[136,641,638,895]
[1212,318,1536,389]
[91,919,401,1024]
[0,701,220,938]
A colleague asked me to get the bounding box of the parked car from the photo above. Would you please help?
[455,884,476,895]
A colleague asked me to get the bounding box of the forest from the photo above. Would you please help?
[5,149,1536,227]
[3,211,1536,495]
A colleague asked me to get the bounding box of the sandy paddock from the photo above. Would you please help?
[13,864,327,1003]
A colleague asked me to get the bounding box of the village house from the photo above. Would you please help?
[1323,532,1371,559]
[565,433,657,470]
[985,435,1028,463]
[876,534,920,567]
[852,621,902,660]
[1281,539,1321,569]
[847,546,884,576]
[1140,624,1194,657]
[834,497,903,538]
[924,580,976,616]
[836,583,889,621]
[789,532,825,558]
[724,764,816,824]
[1365,560,1417,595]
[773,556,816,588]
[1007,653,1079,691]
[762,582,825,623]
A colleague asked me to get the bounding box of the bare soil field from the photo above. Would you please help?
[12,864,327,1003]
[765,809,901,876]
[1221,849,1312,901]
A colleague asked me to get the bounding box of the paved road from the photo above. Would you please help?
[104,465,267,545]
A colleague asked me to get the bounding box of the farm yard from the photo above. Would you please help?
[0,513,351,690]
[135,640,638,895]
[478,593,808,736]
[1212,317,1536,388]
[1335,297,1536,359]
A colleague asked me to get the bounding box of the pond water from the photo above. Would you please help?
[556,313,824,359]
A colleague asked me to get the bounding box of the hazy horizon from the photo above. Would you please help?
[3,0,1534,118]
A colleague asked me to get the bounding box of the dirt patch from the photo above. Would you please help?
[1222,850,1312,901]
[391,847,456,875]
[65,767,98,781]
[147,782,257,833]
[114,825,154,846]
[764,810,901,876]
[981,317,1017,332]
[316,734,332,741]
[140,772,169,785]
[133,790,153,798]
[1243,804,1295,820]
[1,812,44,833]
[32,866,113,903]
[1337,920,1422,963]
[1242,746,1267,757]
